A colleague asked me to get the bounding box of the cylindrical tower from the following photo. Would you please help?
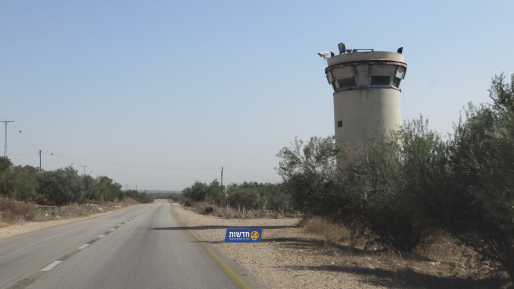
[323,45,406,146]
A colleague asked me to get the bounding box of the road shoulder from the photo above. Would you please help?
[170,203,268,289]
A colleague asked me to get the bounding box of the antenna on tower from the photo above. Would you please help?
[338,43,346,55]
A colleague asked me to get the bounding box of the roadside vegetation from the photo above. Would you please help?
[276,73,514,286]
[181,180,296,218]
[0,162,155,224]
[0,161,126,205]
[181,73,514,287]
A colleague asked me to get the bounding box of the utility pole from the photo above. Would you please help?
[39,150,41,172]
[1,120,14,157]
[80,165,89,175]
[221,167,223,187]
[136,185,138,191]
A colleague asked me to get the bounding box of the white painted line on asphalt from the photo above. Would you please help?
[118,224,122,226]
[124,221,128,223]
[78,244,90,250]
[110,228,115,231]
[41,261,62,271]
[98,235,105,238]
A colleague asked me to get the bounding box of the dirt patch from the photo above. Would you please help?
[0,198,139,239]
[173,204,512,289]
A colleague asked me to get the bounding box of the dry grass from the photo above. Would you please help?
[303,216,352,243]
[188,202,289,219]
[0,196,139,225]
[299,215,512,289]
[0,197,36,222]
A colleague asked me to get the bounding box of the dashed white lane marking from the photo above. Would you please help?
[78,244,90,250]
[41,261,62,271]
[98,235,105,238]
[124,221,128,223]
[110,228,115,231]
[118,224,122,226]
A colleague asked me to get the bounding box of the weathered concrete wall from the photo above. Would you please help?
[333,88,402,146]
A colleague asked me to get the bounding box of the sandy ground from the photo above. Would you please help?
[0,204,138,240]
[173,203,394,289]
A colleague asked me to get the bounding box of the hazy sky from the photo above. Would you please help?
[1,0,512,191]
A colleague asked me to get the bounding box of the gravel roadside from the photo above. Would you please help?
[173,203,394,289]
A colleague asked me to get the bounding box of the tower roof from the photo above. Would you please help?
[327,51,404,66]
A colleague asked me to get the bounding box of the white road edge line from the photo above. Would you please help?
[41,261,62,271]
[110,228,115,231]
[98,235,105,238]
[78,244,90,250]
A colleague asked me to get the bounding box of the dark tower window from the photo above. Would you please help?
[337,121,343,128]
[337,77,357,88]
[392,77,401,88]
[370,76,391,86]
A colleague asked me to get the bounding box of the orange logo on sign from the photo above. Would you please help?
[251,231,259,241]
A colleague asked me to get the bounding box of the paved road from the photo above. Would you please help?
[0,201,263,289]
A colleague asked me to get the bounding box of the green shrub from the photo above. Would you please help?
[442,75,514,283]
[277,120,450,253]
[182,179,225,206]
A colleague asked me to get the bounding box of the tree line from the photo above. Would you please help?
[0,160,128,205]
[182,180,293,212]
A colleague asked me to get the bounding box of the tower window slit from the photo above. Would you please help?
[337,77,357,88]
[393,77,401,88]
[370,76,391,86]
[338,121,343,128]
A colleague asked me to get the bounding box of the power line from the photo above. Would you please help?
[13,122,54,152]
[44,152,280,182]
[7,152,39,157]
[45,152,220,170]
[8,125,41,152]
[224,168,281,182]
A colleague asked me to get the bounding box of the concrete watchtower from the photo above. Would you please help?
[320,43,406,146]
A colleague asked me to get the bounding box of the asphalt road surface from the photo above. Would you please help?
[0,201,264,289]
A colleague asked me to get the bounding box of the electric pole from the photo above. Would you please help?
[1,120,14,157]
[80,165,89,175]
[39,150,41,172]
[136,185,138,191]
[221,166,223,187]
